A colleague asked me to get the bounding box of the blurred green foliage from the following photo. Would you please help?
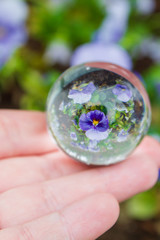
[126,183,160,220]
[0,0,105,109]
[29,0,105,46]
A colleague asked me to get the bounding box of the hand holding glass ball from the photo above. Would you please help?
[47,62,151,165]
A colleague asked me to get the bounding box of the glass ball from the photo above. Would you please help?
[47,62,151,165]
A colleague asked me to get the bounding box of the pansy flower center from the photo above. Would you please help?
[93,119,99,126]
[119,86,126,91]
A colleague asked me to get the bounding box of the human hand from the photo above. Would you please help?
[0,110,159,240]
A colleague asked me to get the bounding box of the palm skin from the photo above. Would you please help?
[0,110,159,240]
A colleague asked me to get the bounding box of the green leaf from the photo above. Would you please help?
[126,191,158,220]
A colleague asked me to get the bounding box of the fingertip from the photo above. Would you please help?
[64,193,119,240]
[90,193,120,223]
[127,153,159,195]
[98,193,120,226]
[140,157,159,190]
[134,136,160,167]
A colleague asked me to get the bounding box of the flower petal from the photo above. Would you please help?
[68,89,79,95]
[82,82,96,94]
[70,43,132,70]
[0,0,28,25]
[86,128,109,140]
[79,113,93,131]
[112,84,132,102]
[117,93,131,102]
[112,84,126,95]
[96,117,109,132]
[68,82,96,104]
[68,92,91,104]
[87,110,105,122]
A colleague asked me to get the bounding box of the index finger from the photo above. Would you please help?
[0,110,57,159]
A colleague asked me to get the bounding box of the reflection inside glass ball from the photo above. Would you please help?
[47,62,151,165]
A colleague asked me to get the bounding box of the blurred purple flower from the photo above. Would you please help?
[0,0,28,25]
[0,0,28,68]
[112,84,132,102]
[117,129,129,142]
[134,38,160,63]
[68,82,96,104]
[95,0,130,43]
[136,0,155,15]
[44,42,72,66]
[141,38,160,63]
[71,0,132,70]
[79,110,109,140]
[71,43,132,70]
[70,132,77,141]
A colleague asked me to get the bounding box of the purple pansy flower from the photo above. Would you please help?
[112,84,132,102]
[68,82,96,104]
[79,110,109,140]
[0,0,28,68]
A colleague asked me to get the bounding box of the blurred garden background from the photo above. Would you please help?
[0,0,160,239]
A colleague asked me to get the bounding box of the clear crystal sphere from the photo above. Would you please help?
[47,62,151,165]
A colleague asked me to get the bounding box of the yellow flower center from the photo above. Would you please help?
[93,119,99,126]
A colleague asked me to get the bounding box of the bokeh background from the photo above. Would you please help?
[0,0,160,239]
